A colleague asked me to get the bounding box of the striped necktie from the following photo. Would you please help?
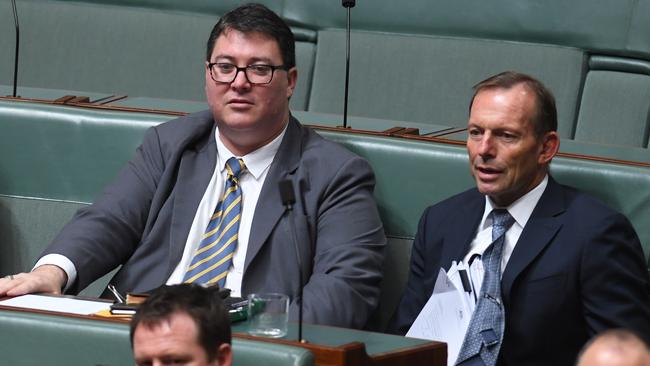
[456,209,515,366]
[183,157,246,287]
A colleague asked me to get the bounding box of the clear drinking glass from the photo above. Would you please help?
[247,293,289,338]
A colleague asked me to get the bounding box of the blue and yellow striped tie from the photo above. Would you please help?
[183,157,245,287]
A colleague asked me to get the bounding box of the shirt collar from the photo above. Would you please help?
[481,174,549,229]
[215,122,288,179]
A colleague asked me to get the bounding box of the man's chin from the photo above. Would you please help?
[216,116,259,132]
[476,182,500,197]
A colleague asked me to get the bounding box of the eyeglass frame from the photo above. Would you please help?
[207,62,291,85]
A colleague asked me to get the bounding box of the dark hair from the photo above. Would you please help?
[130,284,231,362]
[206,3,295,68]
[470,71,558,137]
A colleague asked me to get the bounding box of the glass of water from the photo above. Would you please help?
[247,293,289,338]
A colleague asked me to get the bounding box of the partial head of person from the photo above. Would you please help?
[467,71,560,207]
[130,284,232,366]
[204,3,297,156]
[577,329,650,366]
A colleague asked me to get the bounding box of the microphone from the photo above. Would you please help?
[341,0,356,128]
[279,179,306,343]
[10,0,20,98]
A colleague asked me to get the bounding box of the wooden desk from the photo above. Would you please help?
[233,322,446,366]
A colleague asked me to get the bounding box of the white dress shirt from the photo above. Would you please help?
[167,125,285,296]
[462,175,548,280]
[37,123,286,295]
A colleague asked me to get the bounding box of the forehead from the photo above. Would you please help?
[469,85,536,128]
[134,312,204,358]
[211,29,282,62]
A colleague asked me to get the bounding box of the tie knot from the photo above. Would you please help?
[491,209,515,241]
[225,157,246,179]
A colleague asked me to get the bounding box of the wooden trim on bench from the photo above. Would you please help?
[2,96,648,167]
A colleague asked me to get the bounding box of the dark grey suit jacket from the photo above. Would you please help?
[391,177,650,365]
[43,110,386,328]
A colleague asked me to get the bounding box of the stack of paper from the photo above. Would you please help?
[406,263,481,366]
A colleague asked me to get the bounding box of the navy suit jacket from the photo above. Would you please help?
[43,111,386,328]
[391,177,650,365]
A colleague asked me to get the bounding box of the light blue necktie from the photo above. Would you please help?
[456,209,515,366]
[183,157,245,287]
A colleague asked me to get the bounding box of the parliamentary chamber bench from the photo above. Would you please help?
[0,1,649,362]
[1,98,648,332]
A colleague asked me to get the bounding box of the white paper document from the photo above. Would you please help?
[406,268,472,366]
[0,294,111,315]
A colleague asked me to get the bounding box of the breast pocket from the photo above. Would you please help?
[525,273,567,294]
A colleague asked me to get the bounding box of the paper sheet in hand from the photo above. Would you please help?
[0,294,111,315]
[406,268,472,366]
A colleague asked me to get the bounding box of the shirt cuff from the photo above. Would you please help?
[33,254,77,292]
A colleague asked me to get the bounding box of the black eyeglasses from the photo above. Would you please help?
[207,63,290,85]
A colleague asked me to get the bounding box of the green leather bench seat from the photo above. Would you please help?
[575,57,650,148]
[286,0,650,148]
[0,100,161,202]
[0,310,314,366]
[282,0,650,56]
[1,101,648,332]
[3,0,650,148]
[0,0,315,111]
[308,29,585,138]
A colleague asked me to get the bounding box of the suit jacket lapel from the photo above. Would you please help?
[244,116,303,271]
[445,191,486,266]
[168,121,217,275]
[501,177,565,298]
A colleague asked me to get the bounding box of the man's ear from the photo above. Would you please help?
[538,131,560,165]
[286,67,298,99]
[215,343,232,366]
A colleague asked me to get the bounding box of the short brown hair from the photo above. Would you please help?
[206,3,295,68]
[470,71,558,137]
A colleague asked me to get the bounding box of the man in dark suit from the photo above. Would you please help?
[0,4,385,329]
[390,71,650,365]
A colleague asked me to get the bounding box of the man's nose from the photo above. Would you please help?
[230,68,251,90]
[477,134,496,158]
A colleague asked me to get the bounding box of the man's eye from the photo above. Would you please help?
[248,65,271,75]
[468,129,482,137]
[216,64,235,73]
[499,133,518,142]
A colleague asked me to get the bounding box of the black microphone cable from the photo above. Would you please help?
[11,0,20,98]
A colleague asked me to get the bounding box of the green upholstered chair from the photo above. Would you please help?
[1,99,649,333]
[308,29,585,139]
[575,57,650,148]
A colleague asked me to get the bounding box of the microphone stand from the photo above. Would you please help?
[342,0,356,128]
[279,180,306,343]
[11,0,20,98]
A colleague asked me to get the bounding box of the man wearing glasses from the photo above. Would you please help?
[0,3,386,329]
